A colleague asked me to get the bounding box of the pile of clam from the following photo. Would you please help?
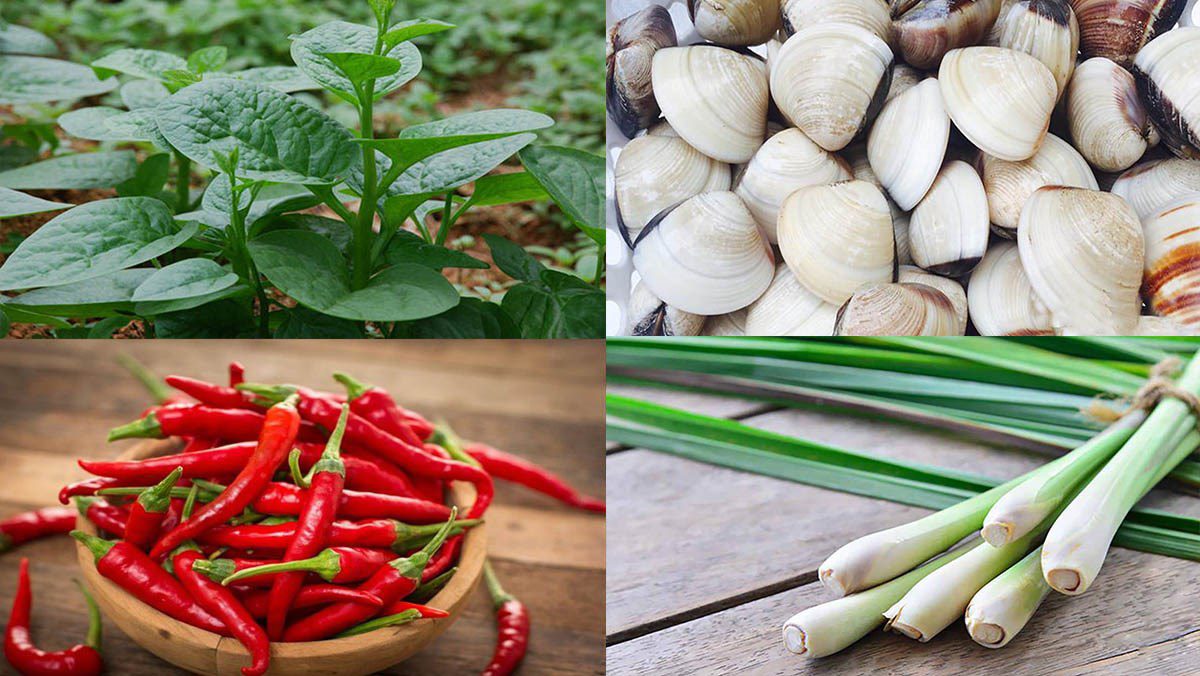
[607,0,1200,336]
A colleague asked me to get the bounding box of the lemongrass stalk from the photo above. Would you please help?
[782,545,972,658]
[982,410,1147,546]
[964,546,1050,649]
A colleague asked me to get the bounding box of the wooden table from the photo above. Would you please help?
[607,384,1200,675]
[0,341,605,675]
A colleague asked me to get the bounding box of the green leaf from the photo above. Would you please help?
[384,231,488,270]
[92,48,187,82]
[367,0,399,28]
[58,106,167,146]
[186,175,319,229]
[0,303,72,328]
[518,145,604,242]
[483,233,543,283]
[0,55,118,104]
[135,284,250,316]
[132,258,238,302]
[0,151,138,190]
[274,305,363,338]
[402,109,553,139]
[154,298,255,338]
[390,133,536,196]
[249,229,458,321]
[86,316,131,338]
[219,66,318,93]
[289,21,421,105]
[0,23,57,56]
[381,193,434,229]
[121,79,170,110]
[4,268,155,316]
[502,269,603,338]
[161,69,201,89]
[187,46,227,74]
[382,19,455,50]
[466,172,549,208]
[117,153,171,197]
[0,197,197,290]
[320,52,402,88]
[268,214,351,256]
[156,78,357,184]
[0,187,69,219]
[390,297,517,338]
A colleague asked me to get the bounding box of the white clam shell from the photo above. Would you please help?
[734,128,852,243]
[986,0,1079,99]
[1133,26,1200,160]
[1142,193,1200,330]
[939,46,1057,161]
[770,24,894,152]
[690,0,781,46]
[898,265,968,334]
[624,282,705,336]
[868,78,951,210]
[781,0,894,43]
[1066,57,1155,173]
[834,282,961,335]
[1017,186,1144,334]
[967,241,1054,335]
[745,263,840,336]
[979,133,1098,236]
[845,143,913,264]
[1111,157,1200,219]
[632,191,774,315]
[652,45,769,163]
[908,160,990,276]
[885,64,926,104]
[777,180,897,305]
[614,134,732,246]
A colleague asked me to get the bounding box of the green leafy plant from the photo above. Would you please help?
[0,3,603,338]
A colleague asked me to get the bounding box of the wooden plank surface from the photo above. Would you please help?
[0,341,605,675]
[607,385,1200,674]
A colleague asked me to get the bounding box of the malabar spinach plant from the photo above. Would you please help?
[0,2,604,338]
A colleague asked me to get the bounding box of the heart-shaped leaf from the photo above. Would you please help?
[0,55,118,104]
[0,187,69,218]
[290,21,421,105]
[0,151,138,190]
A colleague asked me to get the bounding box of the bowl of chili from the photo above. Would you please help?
[72,438,487,676]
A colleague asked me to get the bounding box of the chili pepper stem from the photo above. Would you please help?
[139,466,184,512]
[332,372,371,400]
[75,579,103,650]
[221,548,343,585]
[336,609,421,638]
[288,448,311,489]
[392,507,458,579]
[483,561,514,609]
[182,484,200,521]
[71,530,115,562]
[107,415,162,441]
[234,383,296,406]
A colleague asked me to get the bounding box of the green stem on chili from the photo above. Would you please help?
[335,609,421,638]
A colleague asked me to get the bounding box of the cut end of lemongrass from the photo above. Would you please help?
[1044,567,1085,595]
[981,522,1012,548]
[818,567,847,597]
[782,624,807,655]
[885,614,928,642]
[965,618,1006,648]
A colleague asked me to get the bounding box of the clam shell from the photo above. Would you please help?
[606,6,677,138]
[939,46,1057,161]
[1132,26,1200,160]
[632,191,775,315]
[867,78,951,210]
[967,241,1055,335]
[733,128,853,243]
[624,283,706,336]
[1111,157,1200,218]
[908,160,990,276]
[1141,193,1200,330]
[781,0,894,43]
[744,263,840,335]
[614,134,732,246]
[834,282,961,335]
[702,309,749,335]
[885,64,926,104]
[1136,314,1199,336]
[845,143,914,264]
[689,0,781,46]
[777,180,896,305]
[770,24,894,152]
[1017,186,1144,334]
[1066,57,1155,172]
[987,0,1079,99]
[894,0,1003,70]
[898,265,968,334]
[978,132,1099,236]
[652,45,769,163]
[1073,0,1191,68]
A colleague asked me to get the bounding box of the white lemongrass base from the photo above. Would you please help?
[965,546,1051,648]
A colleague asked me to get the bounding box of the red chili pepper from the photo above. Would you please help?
[72,531,227,635]
[165,375,262,410]
[464,442,605,513]
[281,508,459,642]
[409,566,457,604]
[481,561,529,676]
[421,535,462,583]
[216,544,431,587]
[73,497,128,539]
[240,385,493,519]
[198,517,479,552]
[149,396,301,560]
[335,600,449,639]
[4,558,104,676]
[181,437,219,453]
[107,404,322,445]
[380,600,449,619]
[228,362,246,387]
[122,467,183,550]
[250,483,451,522]
[332,372,427,445]
[174,548,268,676]
[58,478,122,505]
[0,507,76,553]
[237,585,383,619]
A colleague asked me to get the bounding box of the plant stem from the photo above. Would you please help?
[174,152,191,212]
[433,192,453,246]
[964,546,1051,649]
[351,35,384,291]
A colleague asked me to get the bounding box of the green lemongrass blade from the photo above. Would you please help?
[1006,337,1174,365]
[1129,337,1200,353]
[896,395,1105,430]
[965,546,1051,648]
[853,337,1144,395]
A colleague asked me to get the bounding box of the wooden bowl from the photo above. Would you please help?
[74,439,487,676]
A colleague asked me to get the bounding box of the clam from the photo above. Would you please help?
[967,241,1055,335]
[781,0,894,43]
[770,24,894,152]
[703,309,749,335]
[689,0,780,46]
[898,265,968,333]
[885,64,925,104]
[834,282,961,335]
[744,263,840,335]
[632,191,775,315]
[1132,26,1200,160]
[893,0,1003,70]
[652,45,769,163]
[1072,0,1193,68]
[845,144,914,264]
[1111,157,1200,218]
[908,160,990,276]
[733,128,853,243]
[614,133,732,247]
[987,0,1079,99]
[1066,57,1156,172]
[1017,186,1144,334]
[939,46,1058,161]
[978,132,1099,237]
[624,283,705,336]
[867,78,952,210]
[1141,194,1200,330]
[777,180,896,305]
[606,6,677,138]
